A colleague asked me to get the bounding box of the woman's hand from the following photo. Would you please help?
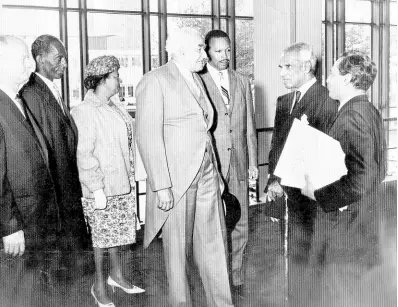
[93,189,107,209]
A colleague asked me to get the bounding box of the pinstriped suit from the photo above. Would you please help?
[200,66,257,286]
[136,61,233,307]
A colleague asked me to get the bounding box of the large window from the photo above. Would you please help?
[0,0,255,216]
[322,0,397,180]
[1,0,254,109]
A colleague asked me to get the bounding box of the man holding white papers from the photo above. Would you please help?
[301,51,386,307]
[265,42,338,265]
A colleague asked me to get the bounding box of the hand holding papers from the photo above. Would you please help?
[274,118,347,191]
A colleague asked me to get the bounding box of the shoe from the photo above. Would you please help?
[107,276,145,294]
[91,285,115,307]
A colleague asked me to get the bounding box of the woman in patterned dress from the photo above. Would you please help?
[71,55,144,307]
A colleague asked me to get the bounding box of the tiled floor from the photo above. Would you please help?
[2,181,396,307]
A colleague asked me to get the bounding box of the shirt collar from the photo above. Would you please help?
[207,63,228,78]
[296,77,316,98]
[173,60,195,82]
[35,72,58,90]
[0,84,18,101]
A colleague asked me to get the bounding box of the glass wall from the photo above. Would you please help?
[0,0,255,215]
[1,0,254,110]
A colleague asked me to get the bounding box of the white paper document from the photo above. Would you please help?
[274,118,347,190]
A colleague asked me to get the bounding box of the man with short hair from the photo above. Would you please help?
[199,29,258,293]
[0,35,58,307]
[19,34,88,277]
[265,42,338,302]
[301,51,386,307]
[136,27,234,307]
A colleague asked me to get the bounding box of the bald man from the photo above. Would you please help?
[0,36,58,307]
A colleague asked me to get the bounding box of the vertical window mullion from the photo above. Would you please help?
[212,0,221,30]
[78,0,88,97]
[325,0,335,81]
[158,0,167,65]
[59,0,70,108]
[381,0,391,148]
[227,0,236,70]
[336,0,345,57]
[371,0,381,108]
[142,0,151,73]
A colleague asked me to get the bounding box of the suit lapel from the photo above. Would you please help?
[202,71,228,114]
[33,74,72,127]
[228,70,237,113]
[0,90,36,137]
[0,90,49,164]
[168,62,211,124]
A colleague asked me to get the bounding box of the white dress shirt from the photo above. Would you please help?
[174,60,200,96]
[0,84,25,117]
[290,77,317,113]
[207,63,230,106]
[36,72,65,113]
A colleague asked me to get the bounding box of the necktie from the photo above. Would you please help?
[219,71,230,105]
[51,83,65,114]
[14,95,27,118]
[290,90,301,114]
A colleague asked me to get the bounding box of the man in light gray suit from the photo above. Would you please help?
[199,30,258,293]
[135,27,234,307]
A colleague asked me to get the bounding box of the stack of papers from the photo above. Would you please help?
[274,118,347,190]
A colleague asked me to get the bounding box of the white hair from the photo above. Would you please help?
[165,27,202,59]
[283,42,317,73]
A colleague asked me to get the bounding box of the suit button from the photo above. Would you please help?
[229,129,232,133]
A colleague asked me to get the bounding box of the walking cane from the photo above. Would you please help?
[283,192,289,304]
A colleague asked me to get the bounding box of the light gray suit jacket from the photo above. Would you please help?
[135,61,222,247]
[200,68,257,181]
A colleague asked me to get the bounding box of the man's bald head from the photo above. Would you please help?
[0,36,33,90]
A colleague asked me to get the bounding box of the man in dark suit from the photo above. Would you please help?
[301,51,386,307]
[19,35,88,277]
[265,42,338,302]
[199,30,258,294]
[0,35,59,307]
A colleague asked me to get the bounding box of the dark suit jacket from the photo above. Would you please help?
[313,95,386,266]
[267,80,338,207]
[0,90,59,250]
[200,68,257,181]
[19,73,88,247]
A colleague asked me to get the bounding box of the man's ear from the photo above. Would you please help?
[343,73,352,86]
[35,54,43,67]
[303,61,311,73]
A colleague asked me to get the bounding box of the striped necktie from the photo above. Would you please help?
[50,82,65,114]
[219,71,230,104]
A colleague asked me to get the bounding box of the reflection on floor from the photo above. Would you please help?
[2,181,396,307]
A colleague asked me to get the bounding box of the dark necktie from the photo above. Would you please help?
[290,90,301,114]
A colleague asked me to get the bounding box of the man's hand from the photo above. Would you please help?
[248,166,259,180]
[2,230,25,257]
[157,188,174,211]
[93,189,107,210]
[266,181,284,201]
[301,174,316,201]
